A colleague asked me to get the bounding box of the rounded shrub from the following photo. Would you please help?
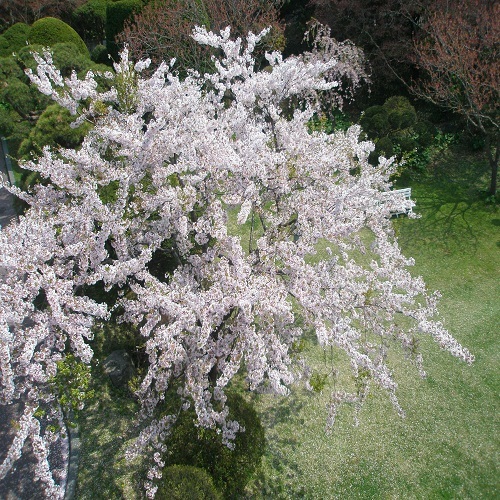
[165,392,266,498]
[73,0,110,44]
[360,106,390,138]
[0,55,24,80]
[2,23,30,52]
[29,17,89,56]
[91,44,110,65]
[1,78,37,118]
[105,0,143,59]
[0,36,9,57]
[375,136,394,157]
[50,42,94,77]
[384,96,417,130]
[18,103,91,160]
[156,465,221,500]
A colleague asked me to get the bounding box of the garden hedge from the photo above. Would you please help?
[0,23,30,56]
[29,17,88,55]
[156,465,221,500]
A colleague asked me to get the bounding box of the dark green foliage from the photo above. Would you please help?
[0,107,15,136]
[0,41,104,163]
[360,105,390,137]
[91,43,110,65]
[0,35,8,57]
[375,136,394,157]
[166,393,266,498]
[18,103,91,159]
[73,0,110,44]
[0,23,30,56]
[90,320,142,363]
[413,120,436,148]
[360,96,438,170]
[49,354,95,423]
[105,0,143,59]
[0,55,24,80]
[49,42,96,77]
[29,17,89,56]
[0,78,44,119]
[384,96,417,130]
[156,465,222,500]
[14,44,46,72]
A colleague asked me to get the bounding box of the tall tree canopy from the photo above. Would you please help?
[412,0,499,195]
[0,26,473,497]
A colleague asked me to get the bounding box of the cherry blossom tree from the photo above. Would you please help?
[118,0,285,73]
[0,26,473,498]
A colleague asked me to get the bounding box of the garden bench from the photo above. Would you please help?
[383,187,413,216]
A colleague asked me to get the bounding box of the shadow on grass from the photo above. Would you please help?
[75,374,145,500]
[395,148,497,256]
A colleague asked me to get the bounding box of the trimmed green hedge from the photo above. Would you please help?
[105,0,143,59]
[165,393,266,498]
[0,23,30,56]
[156,465,221,500]
[18,103,91,160]
[29,17,88,56]
[73,0,110,44]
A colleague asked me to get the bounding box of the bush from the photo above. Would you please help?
[385,96,417,130]
[105,0,143,59]
[29,17,89,56]
[49,42,95,77]
[360,105,390,137]
[73,0,110,44]
[165,392,265,498]
[1,78,38,118]
[156,465,221,500]
[0,55,24,80]
[18,103,91,160]
[376,136,394,157]
[0,23,30,56]
[361,96,437,172]
[90,43,110,65]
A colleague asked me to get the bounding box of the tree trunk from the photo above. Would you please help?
[486,134,499,196]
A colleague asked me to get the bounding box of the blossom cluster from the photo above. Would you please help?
[0,26,473,497]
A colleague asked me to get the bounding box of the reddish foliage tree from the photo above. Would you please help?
[118,0,285,72]
[0,0,85,29]
[413,0,499,195]
[310,0,433,99]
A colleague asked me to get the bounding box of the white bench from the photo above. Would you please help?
[382,187,413,217]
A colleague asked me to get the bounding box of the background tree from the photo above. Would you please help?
[119,0,285,72]
[0,40,108,164]
[0,28,473,498]
[310,0,434,102]
[412,0,499,195]
[0,0,85,30]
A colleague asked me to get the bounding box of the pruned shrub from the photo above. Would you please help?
[18,103,91,160]
[90,43,110,65]
[105,0,143,59]
[165,392,265,498]
[156,465,221,500]
[29,17,88,55]
[361,96,438,171]
[0,23,30,56]
[49,42,95,77]
[72,0,110,44]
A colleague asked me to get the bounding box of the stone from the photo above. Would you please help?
[102,350,135,388]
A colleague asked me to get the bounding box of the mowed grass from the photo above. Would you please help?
[246,150,499,498]
[74,148,499,498]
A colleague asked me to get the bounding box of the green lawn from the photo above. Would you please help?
[75,149,499,498]
[246,151,500,498]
